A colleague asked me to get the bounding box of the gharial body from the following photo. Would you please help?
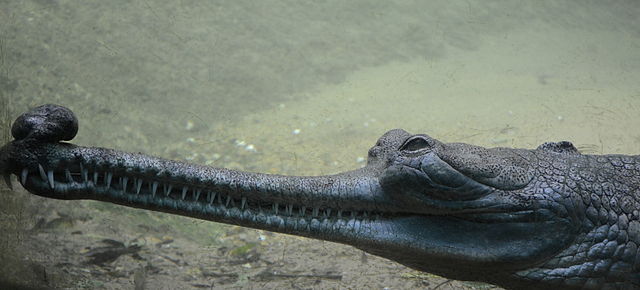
[1,104,639,289]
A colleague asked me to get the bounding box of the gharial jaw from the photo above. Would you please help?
[2,104,606,289]
[3,138,396,241]
[0,106,421,257]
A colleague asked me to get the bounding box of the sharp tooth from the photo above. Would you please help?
[181,186,188,200]
[225,195,231,207]
[241,197,247,209]
[93,172,98,185]
[325,208,331,217]
[286,204,293,215]
[65,169,73,183]
[36,165,55,189]
[164,184,172,196]
[3,174,12,190]
[135,179,143,194]
[80,163,88,182]
[337,210,342,219]
[193,189,201,201]
[122,177,129,193]
[151,181,158,196]
[38,164,47,181]
[47,170,55,189]
[105,172,113,188]
[273,203,279,214]
[300,206,306,216]
[21,168,29,185]
[312,207,319,217]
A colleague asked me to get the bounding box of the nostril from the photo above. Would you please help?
[11,104,78,142]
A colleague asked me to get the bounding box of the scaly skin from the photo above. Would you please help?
[1,104,638,289]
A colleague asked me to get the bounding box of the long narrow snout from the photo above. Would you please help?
[1,104,395,244]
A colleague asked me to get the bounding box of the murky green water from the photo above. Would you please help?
[1,1,639,289]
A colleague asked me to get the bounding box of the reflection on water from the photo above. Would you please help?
[1,1,640,289]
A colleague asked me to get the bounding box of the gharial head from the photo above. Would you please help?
[1,104,592,289]
[356,128,579,285]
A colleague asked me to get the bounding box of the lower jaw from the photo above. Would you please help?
[19,172,391,242]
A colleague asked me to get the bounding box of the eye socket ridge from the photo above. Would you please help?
[400,135,432,152]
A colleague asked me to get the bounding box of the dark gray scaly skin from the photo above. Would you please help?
[1,105,639,290]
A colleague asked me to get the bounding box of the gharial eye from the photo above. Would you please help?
[400,136,431,152]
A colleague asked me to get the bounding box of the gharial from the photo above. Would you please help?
[1,104,638,290]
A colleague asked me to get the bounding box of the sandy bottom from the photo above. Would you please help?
[1,1,640,289]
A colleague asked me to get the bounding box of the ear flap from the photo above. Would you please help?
[437,143,533,190]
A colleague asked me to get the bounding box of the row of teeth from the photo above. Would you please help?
[16,163,376,220]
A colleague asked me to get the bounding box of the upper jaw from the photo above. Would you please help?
[2,132,542,226]
[4,136,406,214]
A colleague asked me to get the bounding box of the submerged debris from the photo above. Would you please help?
[155,237,174,248]
[86,239,142,265]
[253,269,342,281]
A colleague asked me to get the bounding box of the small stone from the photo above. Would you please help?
[245,144,257,152]
[185,120,195,131]
[292,129,301,135]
